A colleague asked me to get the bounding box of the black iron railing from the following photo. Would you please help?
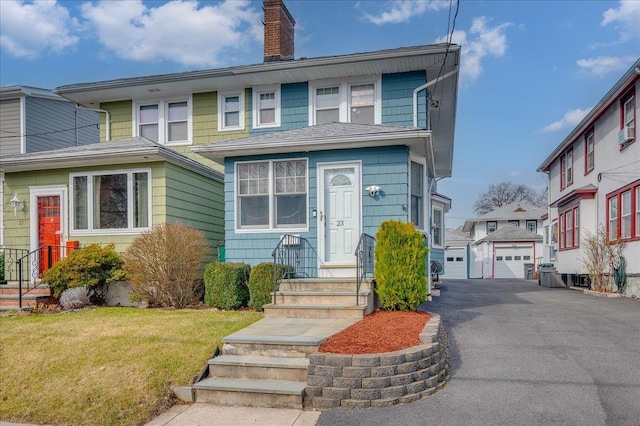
[355,233,375,306]
[15,244,77,309]
[0,247,29,283]
[271,235,317,304]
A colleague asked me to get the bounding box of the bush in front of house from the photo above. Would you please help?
[44,243,126,300]
[204,262,250,309]
[123,223,210,308]
[248,262,293,312]
[374,220,428,311]
[59,287,92,310]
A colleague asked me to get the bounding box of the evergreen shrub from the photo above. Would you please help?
[248,262,292,312]
[43,244,125,299]
[374,220,428,311]
[204,262,250,310]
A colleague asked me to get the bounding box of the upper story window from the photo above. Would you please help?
[309,76,381,126]
[620,90,636,147]
[585,130,594,174]
[71,169,151,233]
[606,181,640,242]
[432,208,443,246]
[560,148,573,189]
[135,99,191,145]
[410,161,424,229]
[486,221,497,234]
[218,90,245,131]
[236,159,308,231]
[252,85,281,129]
[526,220,537,233]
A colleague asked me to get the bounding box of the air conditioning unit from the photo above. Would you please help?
[618,126,634,145]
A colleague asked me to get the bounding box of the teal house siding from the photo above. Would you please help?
[249,82,309,135]
[223,146,411,266]
[431,248,445,273]
[382,71,427,128]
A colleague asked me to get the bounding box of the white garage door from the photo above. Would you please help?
[444,248,467,279]
[494,246,533,279]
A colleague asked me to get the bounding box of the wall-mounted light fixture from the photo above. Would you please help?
[10,194,25,216]
[365,185,381,197]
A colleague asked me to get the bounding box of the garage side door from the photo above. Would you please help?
[494,246,533,279]
[444,247,467,279]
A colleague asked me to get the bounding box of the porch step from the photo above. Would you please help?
[263,303,368,319]
[278,278,373,292]
[0,283,52,296]
[193,377,306,409]
[221,334,321,357]
[273,290,370,306]
[208,355,308,381]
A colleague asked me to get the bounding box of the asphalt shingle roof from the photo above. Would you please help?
[474,223,543,244]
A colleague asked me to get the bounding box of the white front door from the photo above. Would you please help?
[318,163,361,266]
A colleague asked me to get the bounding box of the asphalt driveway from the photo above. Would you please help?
[317,279,640,426]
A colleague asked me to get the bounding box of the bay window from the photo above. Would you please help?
[621,190,631,238]
[71,169,150,232]
[609,196,618,240]
[559,206,579,249]
[608,181,640,241]
[236,159,307,230]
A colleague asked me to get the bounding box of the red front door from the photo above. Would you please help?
[38,196,61,275]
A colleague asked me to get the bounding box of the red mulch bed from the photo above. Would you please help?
[319,310,431,354]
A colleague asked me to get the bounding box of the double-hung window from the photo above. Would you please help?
[621,190,631,239]
[585,130,594,174]
[218,90,245,131]
[309,77,380,126]
[236,159,308,231]
[136,99,191,144]
[608,181,640,241]
[608,196,618,240]
[559,207,579,250]
[252,85,281,128]
[486,221,497,234]
[432,208,442,246]
[71,169,150,233]
[526,220,537,233]
[410,161,424,229]
[621,91,635,146]
[559,149,573,189]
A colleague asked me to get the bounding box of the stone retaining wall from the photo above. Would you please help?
[305,313,450,409]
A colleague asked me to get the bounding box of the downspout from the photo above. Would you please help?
[76,105,111,141]
[413,66,459,129]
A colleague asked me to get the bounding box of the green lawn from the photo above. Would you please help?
[0,307,262,426]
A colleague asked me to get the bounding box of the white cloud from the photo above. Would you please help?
[576,56,637,78]
[80,0,262,67]
[541,108,591,133]
[436,16,511,84]
[364,0,449,25]
[601,0,640,42]
[0,0,78,58]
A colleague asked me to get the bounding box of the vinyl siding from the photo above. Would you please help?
[382,71,427,128]
[25,97,99,152]
[100,100,133,141]
[249,82,309,135]
[223,146,410,266]
[0,98,21,155]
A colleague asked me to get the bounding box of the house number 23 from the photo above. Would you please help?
[336,220,344,226]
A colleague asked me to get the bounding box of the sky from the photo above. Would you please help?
[1,0,639,229]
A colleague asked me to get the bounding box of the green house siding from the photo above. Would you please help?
[2,162,224,255]
[100,100,133,141]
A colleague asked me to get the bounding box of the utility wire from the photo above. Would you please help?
[0,123,99,139]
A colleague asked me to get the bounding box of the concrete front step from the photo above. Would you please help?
[221,335,320,357]
[193,377,306,409]
[278,278,373,293]
[263,303,368,319]
[274,290,370,306]
[209,355,308,381]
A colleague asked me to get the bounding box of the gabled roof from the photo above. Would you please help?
[445,228,472,243]
[474,223,543,244]
[462,202,546,232]
[192,121,436,168]
[0,137,223,181]
[537,58,640,172]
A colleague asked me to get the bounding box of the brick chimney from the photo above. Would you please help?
[263,0,295,62]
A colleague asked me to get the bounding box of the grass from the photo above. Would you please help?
[0,307,262,426]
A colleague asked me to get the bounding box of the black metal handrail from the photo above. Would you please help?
[271,235,316,304]
[355,233,375,306]
[0,247,29,283]
[16,244,76,309]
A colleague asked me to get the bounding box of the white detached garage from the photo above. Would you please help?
[473,224,543,279]
[443,228,473,279]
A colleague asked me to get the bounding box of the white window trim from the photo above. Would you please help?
[218,90,246,132]
[234,158,309,233]
[69,168,152,236]
[308,75,382,126]
[132,96,192,146]
[431,206,444,248]
[252,84,281,129]
[409,154,426,231]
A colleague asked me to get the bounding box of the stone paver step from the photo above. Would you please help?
[209,354,309,369]
[195,377,306,395]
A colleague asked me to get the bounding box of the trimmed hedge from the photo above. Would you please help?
[248,262,292,312]
[204,262,250,310]
[374,220,428,311]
